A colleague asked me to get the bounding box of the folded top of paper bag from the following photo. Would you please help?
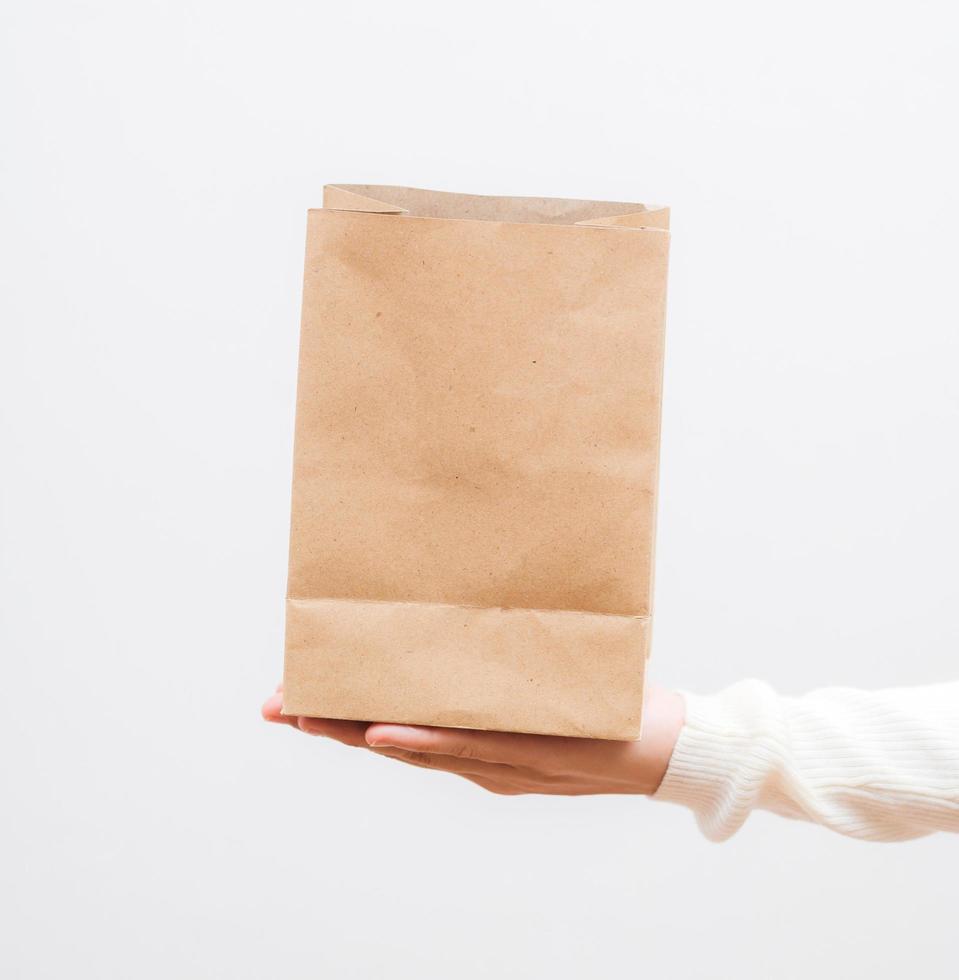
[322,183,670,229]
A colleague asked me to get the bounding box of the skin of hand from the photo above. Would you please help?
[261,684,685,796]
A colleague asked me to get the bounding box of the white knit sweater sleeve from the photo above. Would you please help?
[653,680,959,842]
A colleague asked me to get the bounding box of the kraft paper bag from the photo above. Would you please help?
[283,184,670,739]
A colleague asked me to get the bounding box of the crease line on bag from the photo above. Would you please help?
[286,595,650,622]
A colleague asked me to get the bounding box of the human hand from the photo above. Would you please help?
[262,683,685,796]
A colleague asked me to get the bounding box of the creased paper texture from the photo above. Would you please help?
[283,185,670,739]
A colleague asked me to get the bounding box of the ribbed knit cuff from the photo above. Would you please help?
[653,680,959,842]
[652,682,786,841]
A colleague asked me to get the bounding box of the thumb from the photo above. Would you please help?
[365,723,528,765]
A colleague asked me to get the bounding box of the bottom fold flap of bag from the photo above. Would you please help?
[282,597,648,740]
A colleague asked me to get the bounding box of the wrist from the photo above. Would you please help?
[632,685,686,794]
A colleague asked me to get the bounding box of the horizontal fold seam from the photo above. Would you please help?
[286,594,649,622]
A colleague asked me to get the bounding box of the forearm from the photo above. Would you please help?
[654,679,959,842]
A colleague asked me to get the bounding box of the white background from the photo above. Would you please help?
[2,2,957,978]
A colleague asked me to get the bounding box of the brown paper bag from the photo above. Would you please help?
[282,184,670,739]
